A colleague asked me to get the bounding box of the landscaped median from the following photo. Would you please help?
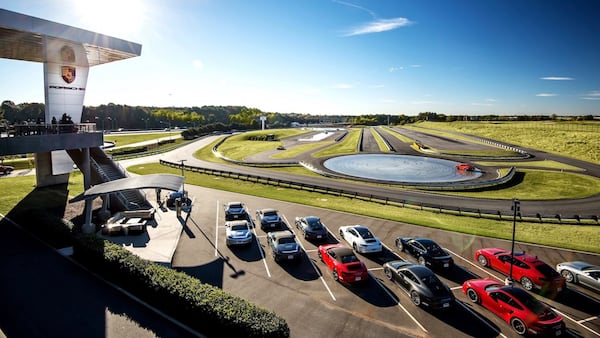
[73,234,290,338]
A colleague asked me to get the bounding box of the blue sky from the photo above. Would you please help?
[1,0,599,116]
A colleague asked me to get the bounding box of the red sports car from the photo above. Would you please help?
[318,243,368,284]
[463,278,565,336]
[475,248,565,294]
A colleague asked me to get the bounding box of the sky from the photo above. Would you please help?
[1,0,600,116]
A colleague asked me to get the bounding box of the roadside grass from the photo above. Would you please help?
[127,163,600,253]
[440,169,600,199]
[270,141,333,159]
[104,132,180,147]
[217,129,310,161]
[415,121,600,165]
[475,160,583,171]
[1,156,36,169]
[0,172,84,215]
[370,128,392,152]
[312,128,361,157]
[381,126,415,143]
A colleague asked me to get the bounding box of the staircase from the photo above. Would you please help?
[67,147,152,211]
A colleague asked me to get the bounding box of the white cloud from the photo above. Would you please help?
[581,91,600,100]
[471,102,492,106]
[332,83,354,89]
[389,66,404,72]
[369,84,385,88]
[485,98,497,102]
[192,59,204,70]
[536,93,558,97]
[345,18,413,36]
[540,76,574,81]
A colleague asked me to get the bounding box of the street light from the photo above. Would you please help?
[507,198,521,285]
[179,159,187,195]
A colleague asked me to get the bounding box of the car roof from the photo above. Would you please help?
[226,220,249,226]
[227,202,244,207]
[303,216,319,222]
[269,230,294,240]
[404,264,435,278]
[260,208,278,213]
[329,246,355,258]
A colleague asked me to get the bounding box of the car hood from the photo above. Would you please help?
[263,215,281,222]
[558,261,594,270]
[227,208,245,214]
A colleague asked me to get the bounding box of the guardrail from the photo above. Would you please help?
[159,159,599,226]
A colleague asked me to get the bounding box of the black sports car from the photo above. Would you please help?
[295,216,328,241]
[395,237,454,270]
[383,260,455,309]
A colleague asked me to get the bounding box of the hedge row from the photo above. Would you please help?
[73,234,289,338]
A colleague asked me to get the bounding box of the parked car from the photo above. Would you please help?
[318,243,368,284]
[395,236,454,271]
[338,225,382,254]
[295,216,328,241]
[556,261,600,293]
[224,201,248,221]
[166,190,191,209]
[383,260,455,309]
[225,220,253,246]
[475,248,565,293]
[0,164,14,175]
[463,278,565,336]
[266,230,302,262]
[256,208,284,231]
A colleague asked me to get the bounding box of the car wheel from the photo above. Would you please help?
[510,317,527,335]
[411,291,421,306]
[396,240,404,252]
[318,251,323,262]
[418,256,426,266]
[353,243,358,252]
[384,267,393,280]
[339,229,344,239]
[561,270,575,283]
[333,269,339,281]
[477,254,488,267]
[520,276,533,291]
[466,288,480,303]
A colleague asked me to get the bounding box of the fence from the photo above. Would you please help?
[159,159,599,226]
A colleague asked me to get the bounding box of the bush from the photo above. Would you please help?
[72,234,289,337]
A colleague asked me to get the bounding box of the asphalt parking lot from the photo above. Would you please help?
[173,185,600,338]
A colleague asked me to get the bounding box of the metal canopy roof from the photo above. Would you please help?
[69,174,184,203]
[0,8,141,66]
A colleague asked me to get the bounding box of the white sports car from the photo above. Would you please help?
[225,220,253,246]
[556,261,600,293]
[338,225,383,254]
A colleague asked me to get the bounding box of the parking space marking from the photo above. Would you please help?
[250,222,271,278]
[578,315,599,324]
[371,274,428,333]
[282,214,336,301]
[445,248,504,282]
[554,308,600,337]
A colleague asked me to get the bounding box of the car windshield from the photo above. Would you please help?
[535,263,560,278]
[307,218,324,230]
[264,210,277,216]
[421,274,442,287]
[422,241,444,254]
[231,224,247,231]
[278,237,295,245]
[341,254,359,264]
[355,227,374,239]
[229,203,242,209]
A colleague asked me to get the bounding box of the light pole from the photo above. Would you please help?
[507,198,520,285]
[179,159,187,195]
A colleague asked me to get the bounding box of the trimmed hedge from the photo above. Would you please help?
[73,234,289,338]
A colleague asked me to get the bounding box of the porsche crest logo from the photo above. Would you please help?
[61,66,76,84]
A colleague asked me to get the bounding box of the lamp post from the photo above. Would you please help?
[179,159,187,195]
[507,198,520,285]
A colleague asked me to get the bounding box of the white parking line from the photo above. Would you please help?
[553,308,600,337]
[282,214,336,301]
[578,315,599,324]
[251,217,271,278]
[456,300,508,338]
[371,275,428,333]
[444,248,504,282]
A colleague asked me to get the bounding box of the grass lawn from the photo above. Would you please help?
[127,163,600,253]
[312,128,361,157]
[103,132,181,147]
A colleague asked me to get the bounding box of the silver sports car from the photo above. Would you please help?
[556,261,600,293]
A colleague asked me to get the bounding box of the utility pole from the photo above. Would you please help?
[507,198,520,285]
[179,159,187,195]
